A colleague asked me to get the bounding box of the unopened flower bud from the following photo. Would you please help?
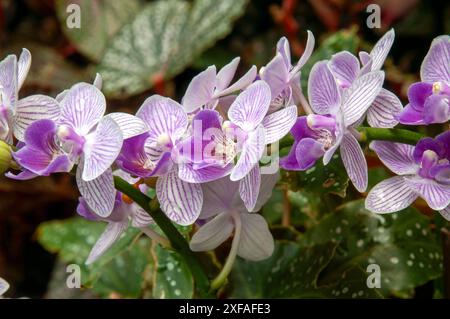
[0,140,12,174]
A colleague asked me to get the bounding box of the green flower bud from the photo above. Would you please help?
[0,141,12,174]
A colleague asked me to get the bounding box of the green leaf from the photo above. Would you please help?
[56,0,141,61]
[98,0,248,98]
[229,241,382,298]
[37,217,151,298]
[283,153,350,197]
[152,245,194,299]
[302,199,443,296]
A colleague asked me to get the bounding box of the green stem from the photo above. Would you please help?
[113,176,211,298]
[358,127,425,145]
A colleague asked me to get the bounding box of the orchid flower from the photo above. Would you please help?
[0,49,60,143]
[182,57,257,113]
[397,35,450,125]
[190,172,278,261]
[117,96,203,226]
[226,80,297,210]
[280,61,384,192]
[77,171,160,264]
[329,29,402,128]
[260,31,315,112]
[0,277,9,297]
[366,132,450,220]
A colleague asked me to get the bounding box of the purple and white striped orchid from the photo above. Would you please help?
[0,277,9,297]
[280,61,385,192]
[366,131,450,220]
[190,172,278,261]
[0,49,60,143]
[398,35,450,125]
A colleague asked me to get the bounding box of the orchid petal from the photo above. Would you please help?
[341,133,368,192]
[238,213,274,261]
[86,221,128,265]
[261,54,289,100]
[404,176,450,210]
[200,177,239,219]
[367,88,403,128]
[239,165,261,211]
[228,80,271,131]
[369,141,418,175]
[365,176,418,213]
[440,205,450,221]
[342,71,384,127]
[329,51,360,88]
[190,213,234,252]
[182,66,216,112]
[107,112,148,139]
[17,48,31,90]
[276,37,291,69]
[262,105,297,144]
[5,170,37,180]
[370,29,395,71]
[308,61,340,114]
[216,57,240,92]
[219,65,257,97]
[93,73,103,90]
[291,30,315,74]
[0,277,9,296]
[0,55,18,106]
[130,203,154,228]
[420,35,450,83]
[397,104,425,125]
[253,172,279,212]
[156,168,203,226]
[178,162,233,183]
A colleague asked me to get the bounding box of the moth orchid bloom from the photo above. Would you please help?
[190,173,278,261]
[77,172,156,265]
[329,29,402,128]
[0,277,9,297]
[117,96,203,226]
[366,131,450,220]
[280,61,384,192]
[398,35,450,125]
[0,49,60,143]
[227,80,297,210]
[182,57,257,113]
[261,31,315,112]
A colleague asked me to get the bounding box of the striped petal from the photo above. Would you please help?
[230,125,266,181]
[238,213,274,261]
[262,105,297,144]
[440,205,450,221]
[216,57,240,92]
[83,116,123,181]
[200,177,240,219]
[261,54,289,101]
[219,65,257,97]
[342,71,384,127]
[182,65,216,112]
[130,203,154,228]
[340,132,368,192]
[137,95,187,143]
[0,277,9,296]
[13,94,60,141]
[178,162,233,183]
[329,51,360,88]
[308,61,340,114]
[291,30,315,74]
[365,176,418,213]
[107,112,148,139]
[59,83,106,135]
[0,55,18,107]
[404,176,450,211]
[17,48,31,90]
[76,166,116,218]
[420,35,450,83]
[156,168,203,226]
[190,213,234,252]
[86,221,128,265]
[228,80,271,131]
[370,29,395,71]
[239,165,261,211]
[367,88,403,128]
[369,141,418,175]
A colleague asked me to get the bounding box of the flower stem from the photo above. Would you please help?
[140,227,171,248]
[358,127,425,145]
[211,210,242,290]
[113,176,211,298]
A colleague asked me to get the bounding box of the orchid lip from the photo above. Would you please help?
[57,124,86,156]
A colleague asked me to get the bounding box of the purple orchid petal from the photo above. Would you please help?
[420,35,450,83]
[228,80,271,131]
[413,137,445,163]
[5,169,37,180]
[276,37,291,70]
[436,131,450,159]
[432,164,450,185]
[137,95,188,144]
[329,51,360,88]
[130,201,154,228]
[156,168,203,226]
[408,82,432,110]
[280,137,325,171]
[93,73,102,90]
[365,176,418,213]
[230,125,266,181]
[239,165,261,211]
[76,165,116,218]
[182,66,216,112]
[367,88,403,128]
[291,30,315,75]
[323,116,344,165]
[83,116,123,181]
[107,112,148,139]
[178,162,233,183]
[190,213,234,252]
[76,197,101,221]
[59,83,106,136]
[0,277,9,296]
[0,55,18,107]
[342,71,384,127]
[200,177,239,219]
[370,141,418,175]
[238,213,274,261]
[216,57,240,92]
[86,220,128,265]
[308,61,340,115]
[220,66,257,97]
[340,132,368,192]
[17,48,31,90]
[397,103,425,125]
[440,205,450,221]
[370,29,395,71]
[262,105,297,144]
[13,94,60,141]
[423,94,450,124]
[261,54,289,101]
[358,51,373,76]
[404,176,450,210]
